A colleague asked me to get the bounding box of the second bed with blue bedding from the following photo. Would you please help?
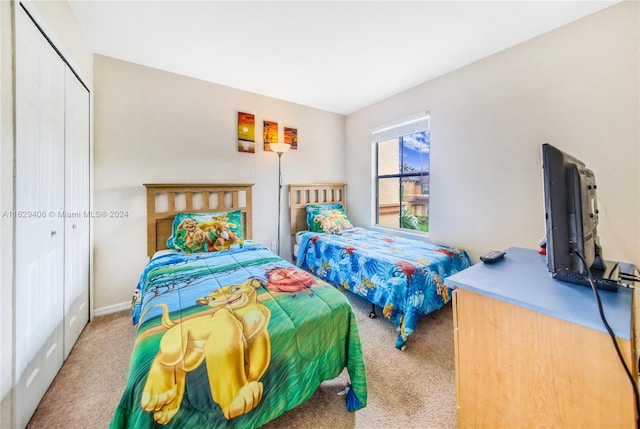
[289,183,472,350]
[296,227,472,349]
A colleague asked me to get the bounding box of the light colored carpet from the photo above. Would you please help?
[27,292,457,429]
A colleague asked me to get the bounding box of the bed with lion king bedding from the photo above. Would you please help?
[110,242,367,428]
[111,183,366,427]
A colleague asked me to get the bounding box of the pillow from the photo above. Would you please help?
[305,203,342,230]
[306,204,353,234]
[167,210,244,253]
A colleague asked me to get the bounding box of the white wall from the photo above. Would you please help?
[345,1,639,266]
[92,55,345,312]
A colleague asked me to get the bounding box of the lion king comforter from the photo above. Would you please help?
[110,242,367,428]
[296,227,472,350]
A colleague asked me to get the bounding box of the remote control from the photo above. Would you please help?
[480,250,506,264]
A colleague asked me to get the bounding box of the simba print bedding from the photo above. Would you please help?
[295,227,472,349]
[111,242,367,428]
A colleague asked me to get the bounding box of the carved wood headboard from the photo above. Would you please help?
[144,183,253,257]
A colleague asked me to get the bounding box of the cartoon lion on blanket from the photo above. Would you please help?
[140,278,271,424]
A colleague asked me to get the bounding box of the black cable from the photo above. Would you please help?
[608,261,621,277]
[574,251,640,428]
[619,264,639,287]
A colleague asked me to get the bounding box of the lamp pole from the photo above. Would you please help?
[276,151,283,256]
[269,142,290,257]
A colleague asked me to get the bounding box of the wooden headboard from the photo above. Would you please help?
[289,183,347,238]
[144,183,253,257]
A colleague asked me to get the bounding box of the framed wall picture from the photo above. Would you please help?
[284,126,298,150]
[237,112,255,153]
[263,120,278,151]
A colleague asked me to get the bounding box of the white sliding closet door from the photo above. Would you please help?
[63,68,90,359]
[15,8,65,429]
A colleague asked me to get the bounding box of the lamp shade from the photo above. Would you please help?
[269,142,291,154]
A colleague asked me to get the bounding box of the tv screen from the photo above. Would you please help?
[541,143,615,290]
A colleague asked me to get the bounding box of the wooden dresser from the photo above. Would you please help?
[445,247,637,428]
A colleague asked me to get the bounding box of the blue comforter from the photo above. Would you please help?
[296,228,472,349]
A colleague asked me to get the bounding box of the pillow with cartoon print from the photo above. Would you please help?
[306,204,353,234]
[167,210,244,253]
[305,203,342,230]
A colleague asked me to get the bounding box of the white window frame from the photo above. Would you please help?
[370,111,430,238]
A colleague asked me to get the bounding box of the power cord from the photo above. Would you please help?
[620,265,640,284]
[575,251,640,428]
[621,274,640,283]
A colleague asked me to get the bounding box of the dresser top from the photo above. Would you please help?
[445,247,633,340]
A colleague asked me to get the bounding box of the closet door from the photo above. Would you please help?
[15,8,65,429]
[63,68,90,359]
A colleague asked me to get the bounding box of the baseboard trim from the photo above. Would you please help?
[94,301,130,317]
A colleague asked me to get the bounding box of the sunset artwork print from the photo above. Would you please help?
[284,127,298,150]
[238,112,255,153]
[263,121,278,151]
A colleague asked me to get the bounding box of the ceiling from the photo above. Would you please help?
[68,0,619,115]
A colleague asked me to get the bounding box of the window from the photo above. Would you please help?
[373,112,430,233]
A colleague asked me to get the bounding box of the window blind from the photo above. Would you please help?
[370,111,430,143]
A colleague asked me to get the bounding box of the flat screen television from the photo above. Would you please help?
[541,143,618,291]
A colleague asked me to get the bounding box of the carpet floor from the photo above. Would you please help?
[27,291,457,429]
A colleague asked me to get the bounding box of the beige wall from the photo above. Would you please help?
[92,55,345,312]
[345,1,639,265]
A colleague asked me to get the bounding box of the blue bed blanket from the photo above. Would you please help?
[296,227,472,349]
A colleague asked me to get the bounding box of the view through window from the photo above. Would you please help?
[374,114,430,233]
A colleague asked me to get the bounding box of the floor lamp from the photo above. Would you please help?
[269,142,290,256]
